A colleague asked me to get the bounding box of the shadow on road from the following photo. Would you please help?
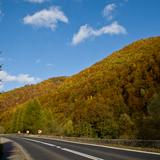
[0,141,14,160]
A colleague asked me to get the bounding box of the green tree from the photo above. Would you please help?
[63,120,74,136]
[119,113,134,138]
[139,93,160,139]
[22,99,45,134]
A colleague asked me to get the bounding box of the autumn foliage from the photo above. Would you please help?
[0,36,160,139]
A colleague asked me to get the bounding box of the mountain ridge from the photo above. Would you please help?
[0,36,160,139]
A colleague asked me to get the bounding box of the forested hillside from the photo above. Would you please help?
[0,77,66,112]
[0,77,66,131]
[0,37,160,139]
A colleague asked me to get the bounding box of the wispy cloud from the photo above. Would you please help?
[35,59,41,64]
[0,7,4,20]
[0,83,3,90]
[46,63,53,67]
[103,3,117,20]
[72,21,126,45]
[23,6,68,31]
[0,57,5,61]
[0,71,40,89]
[25,0,49,3]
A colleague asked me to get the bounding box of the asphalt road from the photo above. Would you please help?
[5,136,160,160]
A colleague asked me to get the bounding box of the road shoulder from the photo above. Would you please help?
[0,137,32,160]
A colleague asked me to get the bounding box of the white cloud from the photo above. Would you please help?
[72,21,126,45]
[25,0,49,3]
[103,3,117,20]
[23,6,68,31]
[0,71,40,89]
[0,83,3,90]
[16,74,40,83]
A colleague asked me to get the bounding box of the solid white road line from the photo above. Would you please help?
[62,148,103,160]
[22,138,104,160]
[38,137,160,156]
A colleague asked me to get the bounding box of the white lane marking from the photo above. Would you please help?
[38,137,160,156]
[22,138,104,160]
[23,138,56,147]
[62,148,103,160]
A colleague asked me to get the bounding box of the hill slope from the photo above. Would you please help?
[0,76,66,112]
[0,36,160,139]
[0,77,66,132]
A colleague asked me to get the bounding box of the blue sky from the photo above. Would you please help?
[0,0,160,91]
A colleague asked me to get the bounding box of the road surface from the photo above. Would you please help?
[5,136,160,160]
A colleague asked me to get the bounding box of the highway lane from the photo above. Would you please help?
[5,136,160,160]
